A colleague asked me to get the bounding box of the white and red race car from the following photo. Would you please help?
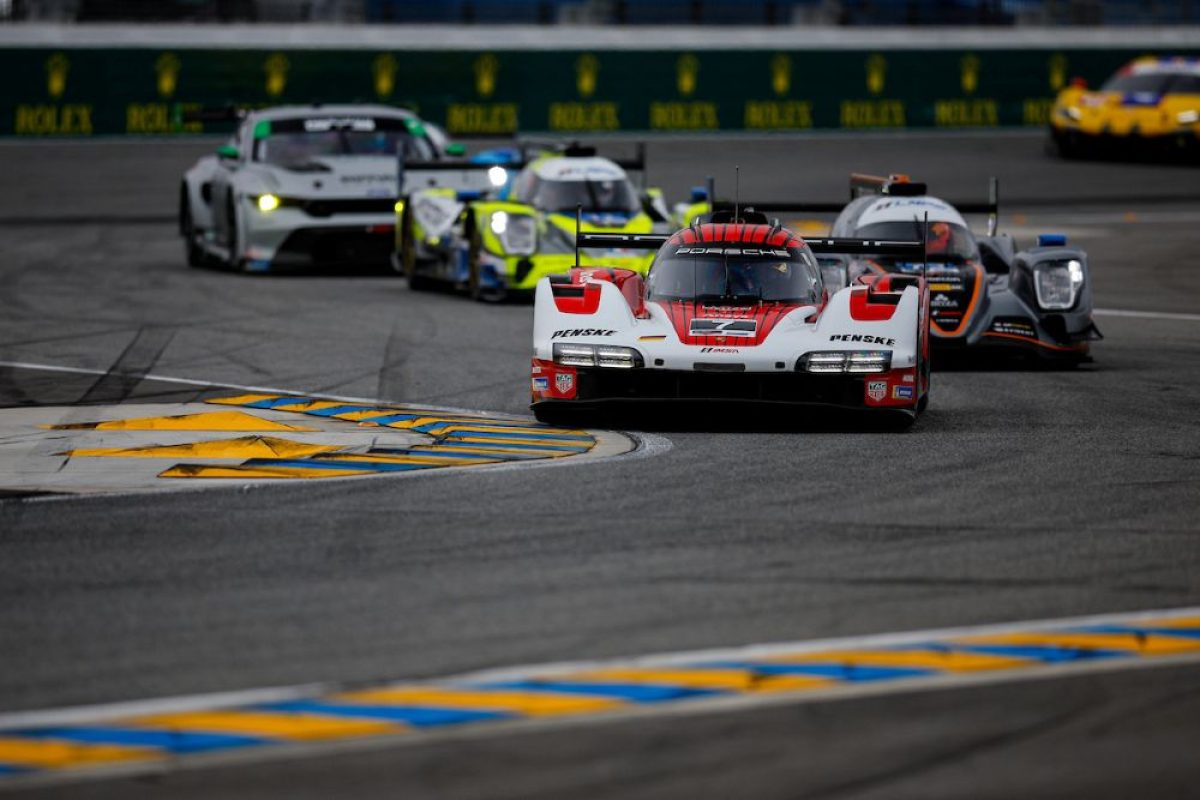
[530,211,931,427]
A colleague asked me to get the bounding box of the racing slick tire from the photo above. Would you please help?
[179,190,206,269]
[466,220,505,303]
[532,404,579,426]
[399,202,434,291]
[224,195,246,272]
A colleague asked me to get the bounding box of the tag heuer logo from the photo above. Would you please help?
[556,373,574,394]
[867,380,887,402]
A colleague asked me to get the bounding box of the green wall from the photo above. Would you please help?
[3,47,1190,136]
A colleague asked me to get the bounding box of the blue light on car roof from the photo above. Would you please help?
[1037,233,1067,247]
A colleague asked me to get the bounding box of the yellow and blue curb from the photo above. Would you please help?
[2,607,1199,784]
[1,391,630,494]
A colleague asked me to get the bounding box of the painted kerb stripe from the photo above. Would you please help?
[1,607,1199,785]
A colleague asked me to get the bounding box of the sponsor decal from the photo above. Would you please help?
[304,117,376,132]
[699,347,740,354]
[931,293,957,308]
[990,318,1037,338]
[867,380,888,402]
[675,247,791,257]
[556,373,574,394]
[893,385,914,400]
[638,335,667,342]
[340,174,394,183]
[532,377,549,391]
[690,319,758,337]
[532,364,543,374]
[928,282,960,291]
[552,329,616,338]
[829,334,896,346]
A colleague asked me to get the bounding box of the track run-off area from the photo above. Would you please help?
[1,132,1199,798]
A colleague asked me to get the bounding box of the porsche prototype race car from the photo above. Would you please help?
[180,105,474,272]
[530,212,931,426]
[396,144,674,300]
[1050,56,1200,161]
[724,174,1100,363]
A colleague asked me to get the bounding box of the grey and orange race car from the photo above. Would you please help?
[724,174,1102,364]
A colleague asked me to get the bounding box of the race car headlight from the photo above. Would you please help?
[256,193,281,213]
[1034,259,1084,310]
[487,165,508,187]
[799,351,892,374]
[1177,109,1199,125]
[1060,106,1082,122]
[553,343,643,369]
[491,211,536,256]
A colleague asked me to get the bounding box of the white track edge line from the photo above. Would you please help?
[1094,308,1200,322]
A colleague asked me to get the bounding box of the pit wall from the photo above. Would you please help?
[4,25,1198,136]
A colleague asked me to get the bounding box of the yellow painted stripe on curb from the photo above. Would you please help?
[158,464,377,479]
[1150,616,1200,630]
[955,632,1200,655]
[131,711,402,741]
[45,411,315,433]
[0,738,158,769]
[204,394,281,407]
[770,649,1033,672]
[62,436,343,460]
[336,687,624,716]
[566,668,832,693]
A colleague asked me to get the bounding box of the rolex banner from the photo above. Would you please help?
[2,47,1191,137]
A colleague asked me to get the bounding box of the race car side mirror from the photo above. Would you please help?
[445,142,467,157]
[216,144,239,161]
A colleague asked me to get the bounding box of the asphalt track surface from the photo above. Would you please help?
[1,132,1199,797]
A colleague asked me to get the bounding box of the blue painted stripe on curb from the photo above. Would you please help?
[365,447,523,461]
[354,413,422,425]
[435,429,594,442]
[13,727,271,754]
[476,681,721,702]
[241,459,436,473]
[239,397,313,409]
[255,701,509,727]
[415,425,594,442]
[0,765,30,776]
[706,661,936,682]
[938,644,1129,662]
[437,439,589,452]
[406,447,547,460]
[296,405,381,418]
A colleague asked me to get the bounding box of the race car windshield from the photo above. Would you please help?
[1101,73,1172,94]
[856,220,978,263]
[646,245,821,305]
[253,118,436,166]
[531,178,640,214]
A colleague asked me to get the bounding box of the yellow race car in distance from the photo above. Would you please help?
[1050,56,1200,160]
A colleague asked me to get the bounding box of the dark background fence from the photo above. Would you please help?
[7,45,1196,137]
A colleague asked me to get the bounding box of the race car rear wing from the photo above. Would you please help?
[575,232,927,259]
[714,175,1000,236]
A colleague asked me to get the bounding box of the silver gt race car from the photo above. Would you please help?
[727,173,1101,363]
[179,105,469,272]
[530,211,932,427]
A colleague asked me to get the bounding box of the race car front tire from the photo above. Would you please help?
[400,202,433,291]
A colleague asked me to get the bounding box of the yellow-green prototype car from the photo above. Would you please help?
[395,146,674,300]
[1050,56,1200,160]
